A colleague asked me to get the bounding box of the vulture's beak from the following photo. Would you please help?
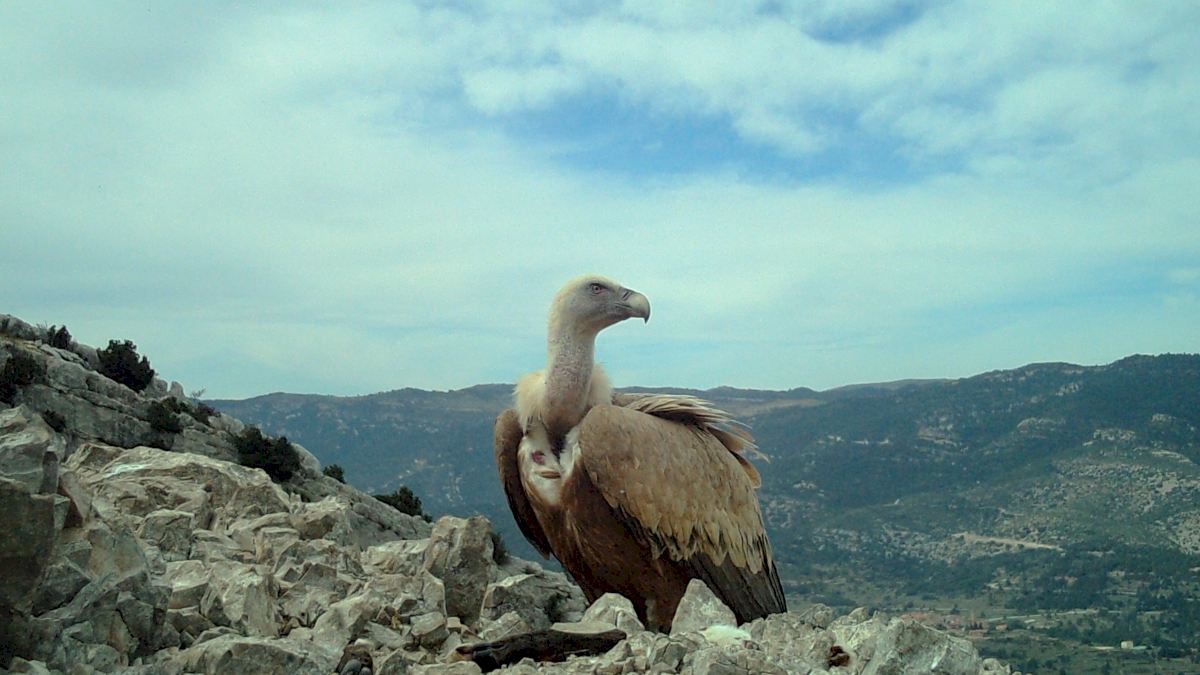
[620,289,651,323]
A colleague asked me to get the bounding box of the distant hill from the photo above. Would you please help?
[212,354,1200,661]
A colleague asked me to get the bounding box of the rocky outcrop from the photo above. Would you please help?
[1,317,1012,674]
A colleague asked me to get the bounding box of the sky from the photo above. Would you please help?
[2,2,1198,399]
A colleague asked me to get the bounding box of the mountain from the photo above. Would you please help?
[213,354,1200,670]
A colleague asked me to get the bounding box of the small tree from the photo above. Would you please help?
[234,426,301,482]
[323,464,346,483]
[46,325,73,350]
[147,400,183,434]
[0,351,46,403]
[374,486,429,520]
[97,340,155,392]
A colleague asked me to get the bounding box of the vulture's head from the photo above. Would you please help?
[551,275,651,336]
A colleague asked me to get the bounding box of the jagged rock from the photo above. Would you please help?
[0,406,63,493]
[311,590,388,648]
[669,580,737,637]
[3,657,55,674]
[410,610,450,649]
[173,634,338,674]
[422,516,496,625]
[476,610,533,642]
[198,560,280,637]
[0,478,67,613]
[364,539,430,577]
[139,509,196,560]
[67,444,292,534]
[478,572,587,631]
[410,663,482,675]
[580,592,645,635]
[832,614,982,675]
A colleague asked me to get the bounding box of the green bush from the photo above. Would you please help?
[234,426,301,482]
[147,400,183,434]
[1,351,46,403]
[46,325,74,350]
[190,402,218,425]
[323,464,346,483]
[374,486,429,520]
[97,340,155,392]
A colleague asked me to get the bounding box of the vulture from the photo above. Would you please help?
[494,275,786,632]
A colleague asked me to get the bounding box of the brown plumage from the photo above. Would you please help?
[494,275,786,631]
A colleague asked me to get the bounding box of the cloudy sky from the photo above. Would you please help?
[2,2,1198,399]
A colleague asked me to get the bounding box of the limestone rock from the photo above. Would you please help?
[422,516,496,625]
[0,406,64,493]
[198,560,281,637]
[581,592,645,635]
[479,572,587,631]
[174,634,338,674]
[669,580,737,637]
[0,477,67,613]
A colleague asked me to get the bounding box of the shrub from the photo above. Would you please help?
[97,340,155,392]
[1,351,46,403]
[234,426,301,482]
[41,410,66,433]
[147,400,184,434]
[46,325,73,350]
[323,464,346,483]
[189,402,218,425]
[374,486,428,520]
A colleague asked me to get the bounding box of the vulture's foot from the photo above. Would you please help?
[452,628,626,672]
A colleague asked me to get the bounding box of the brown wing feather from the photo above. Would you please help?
[575,404,786,622]
[494,409,552,558]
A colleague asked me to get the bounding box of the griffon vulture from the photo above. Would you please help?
[494,275,786,632]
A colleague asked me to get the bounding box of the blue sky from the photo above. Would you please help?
[2,1,1198,398]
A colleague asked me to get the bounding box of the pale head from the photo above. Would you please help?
[550,275,651,337]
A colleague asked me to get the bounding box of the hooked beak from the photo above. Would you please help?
[620,288,651,323]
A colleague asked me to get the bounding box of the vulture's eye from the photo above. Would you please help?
[589,282,605,295]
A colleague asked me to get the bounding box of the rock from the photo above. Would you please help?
[292,441,322,478]
[833,615,982,675]
[198,560,281,637]
[581,592,645,635]
[410,610,450,649]
[478,572,587,631]
[66,444,292,534]
[139,509,197,560]
[363,539,430,577]
[669,580,737,637]
[410,663,482,675]
[476,610,532,641]
[0,406,64,493]
[0,477,67,613]
[422,516,497,625]
[173,634,338,674]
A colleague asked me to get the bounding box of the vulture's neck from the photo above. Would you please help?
[541,321,597,439]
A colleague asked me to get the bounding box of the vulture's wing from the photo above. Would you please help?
[494,409,553,558]
[575,403,786,622]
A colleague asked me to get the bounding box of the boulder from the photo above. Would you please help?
[669,580,737,637]
[173,634,338,675]
[0,406,64,493]
[478,572,587,631]
[422,516,496,625]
